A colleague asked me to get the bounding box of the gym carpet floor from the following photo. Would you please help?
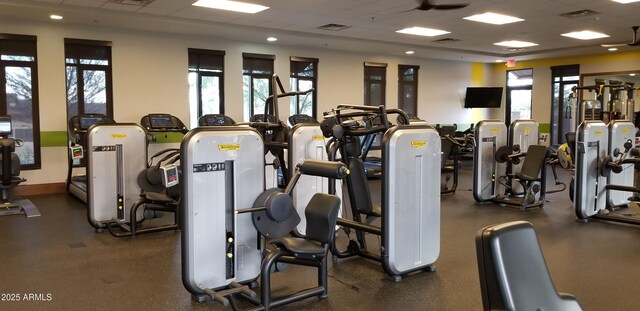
[2,165,639,310]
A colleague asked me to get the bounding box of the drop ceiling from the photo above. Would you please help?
[0,0,638,62]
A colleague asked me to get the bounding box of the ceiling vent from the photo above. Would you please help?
[433,38,460,43]
[559,9,600,18]
[318,23,351,31]
[109,0,155,6]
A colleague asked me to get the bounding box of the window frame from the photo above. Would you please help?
[64,38,113,119]
[505,68,533,126]
[0,33,41,170]
[364,62,387,107]
[398,64,419,116]
[188,48,225,127]
[243,53,274,120]
[550,65,580,145]
[290,56,318,118]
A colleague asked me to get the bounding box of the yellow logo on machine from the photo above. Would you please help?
[491,128,499,133]
[219,144,240,151]
[411,140,426,148]
[623,129,630,134]
[312,135,324,141]
[524,127,531,132]
[110,134,127,139]
[595,130,602,136]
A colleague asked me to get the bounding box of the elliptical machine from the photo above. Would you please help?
[0,116,39,217]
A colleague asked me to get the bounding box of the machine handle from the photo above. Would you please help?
[297,160,349,179]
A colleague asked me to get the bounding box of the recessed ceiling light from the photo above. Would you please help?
[611,0,640,3]
[192,0,269,14]
[630,73,637,76]
[50,14,63,20]
[494,40,539,48]
[608,47,618,51]
[405,50,415,55]
[561,30,609,40]
[463,12,524,25]
[396,27,450,37]
[495,59,504,63]
[266,37,277,42]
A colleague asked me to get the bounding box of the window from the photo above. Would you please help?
[188,48,225,128]
[243,53,274,121]
[364,62,387,106]
[398,65,419,116]
[65,39,113,120]
[0,34,40,169]
[506,68,533,125]
[550,65,579,145]
[290,57,318,118]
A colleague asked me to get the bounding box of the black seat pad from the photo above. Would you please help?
[270,237,325,256]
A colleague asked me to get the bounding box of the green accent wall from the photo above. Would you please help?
[538,123,551,133]
[150,132,183,144]
[40,131,67,147]
[39,130,184,147]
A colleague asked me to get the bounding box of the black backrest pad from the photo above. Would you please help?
[346,158,374,214]
[476,221,563,311]
[565,132,576,160]
[519,145,548,180]
[440,137,454,168]
[305,193,341,243]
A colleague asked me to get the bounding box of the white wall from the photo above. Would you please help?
[1,19,483,185]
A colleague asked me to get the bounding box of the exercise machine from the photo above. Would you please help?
[66,114,116,203]
[248,74,314,188]
[85,122,147,230]
[287,114,343,235]
[0,116,40,218]
[105,114,187,237]
[473,120,550,210]
[563,84,637,202]
[573,119,640,224]
[322,105,440,281]
[181,125,345,310]
[439,132,474,194]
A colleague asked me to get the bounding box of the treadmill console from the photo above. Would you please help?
[149,114,174,129]
[0,116,12,136]
[79,116,104,130]
[288,114,318,126]
[199,114,235,126]
[141,114,187,133]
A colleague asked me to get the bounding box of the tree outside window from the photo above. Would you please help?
[398,64,419,116]
[290,57,318,118]
[364,63,387,106]
[1,34,40,169]
[65,39,113,121]
[188,49,224,128]
[243,53,274,121]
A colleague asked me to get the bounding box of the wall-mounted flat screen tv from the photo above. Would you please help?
[464,87,503,108]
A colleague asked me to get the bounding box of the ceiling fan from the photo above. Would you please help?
[601,26,640,48]
[404,0,469,12]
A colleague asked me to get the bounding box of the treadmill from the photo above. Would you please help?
[66,114,116,203]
